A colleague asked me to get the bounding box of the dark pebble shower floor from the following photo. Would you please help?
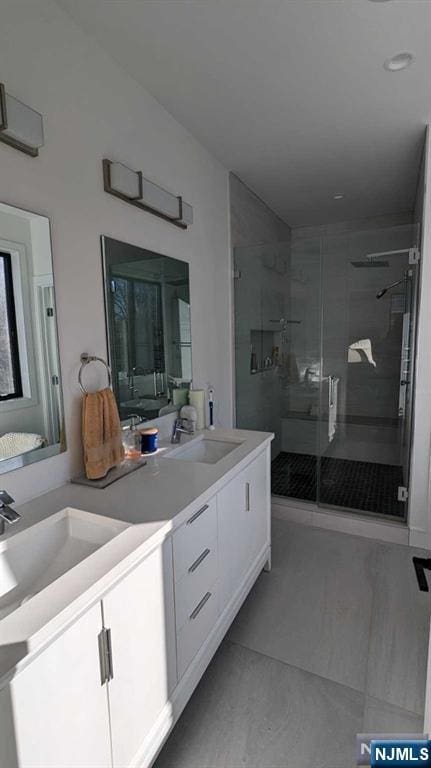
[271,451,405,518]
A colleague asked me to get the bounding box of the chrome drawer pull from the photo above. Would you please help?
[187,503,209,525]
[189,548,211,574]
[245,482,250,511]
[190,591,212,620]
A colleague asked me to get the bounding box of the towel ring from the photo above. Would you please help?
[78,353,112,394]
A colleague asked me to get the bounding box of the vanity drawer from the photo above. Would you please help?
[177,583,219,680]
[175,543,218,632]
[173,497,217,582]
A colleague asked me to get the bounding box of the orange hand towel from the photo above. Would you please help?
[82,388,124,480]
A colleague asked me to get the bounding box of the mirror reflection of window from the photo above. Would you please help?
[177,298,192,381]
[0,203,65,473]
[102,237,192,423]
[0,252,22,400]
[111,276,164,377]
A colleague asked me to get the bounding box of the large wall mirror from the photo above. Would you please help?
[102,236,192,422]
[0,202,65,474]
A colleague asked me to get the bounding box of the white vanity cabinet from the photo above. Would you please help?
[218,450,270,607]
[0,602,111,768]
[173,497,219,680]
[171,447,271,682]
[103,539,176,768]
[0,439,272,768]
[0,538,176,768]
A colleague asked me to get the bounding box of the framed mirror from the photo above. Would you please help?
[0,202,65,473]
[101,236,192,422]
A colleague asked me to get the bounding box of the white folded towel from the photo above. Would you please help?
[348,339,376,367]
[0,432,44,460]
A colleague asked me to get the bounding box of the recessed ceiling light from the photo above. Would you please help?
[384,52,415,71]
[333,193,344,200]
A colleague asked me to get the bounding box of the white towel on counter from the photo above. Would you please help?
[0,432,44,460]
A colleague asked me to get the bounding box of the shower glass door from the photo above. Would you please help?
[234,223,419,522]
[318,224,419,521]
[233,242,290,461]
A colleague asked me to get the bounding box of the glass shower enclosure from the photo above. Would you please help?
[234,223,420,521]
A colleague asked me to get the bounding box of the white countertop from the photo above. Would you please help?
[0,428,272,684]
[7,428,272,534]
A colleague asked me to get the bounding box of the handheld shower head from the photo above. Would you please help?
[376,288,387,299]
[375,277,405,300]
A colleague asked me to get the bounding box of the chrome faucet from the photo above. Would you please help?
[171,418,193,444]
[0,490,21,535]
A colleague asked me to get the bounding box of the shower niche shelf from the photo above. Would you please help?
[250,328,279,375]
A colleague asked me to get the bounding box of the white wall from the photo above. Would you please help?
[0,0,231,503]
[230,173,291,248]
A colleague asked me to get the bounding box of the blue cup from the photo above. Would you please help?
[141,428,159,454]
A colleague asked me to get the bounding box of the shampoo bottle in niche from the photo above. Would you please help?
[208,388,215,430]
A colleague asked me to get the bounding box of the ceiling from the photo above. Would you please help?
[56,0,431,226]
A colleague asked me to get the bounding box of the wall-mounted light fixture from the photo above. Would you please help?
[0,83,44,157]
[103,158,193,229]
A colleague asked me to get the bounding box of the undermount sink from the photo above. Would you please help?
[167,437,242,464]
[0,508,129,621]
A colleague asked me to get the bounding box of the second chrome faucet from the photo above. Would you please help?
[0,490,21,536]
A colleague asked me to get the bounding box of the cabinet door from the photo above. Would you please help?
[218,468,248,607]
[218,449,270,608]
[103,538,176,768]
[242,449,270,567]
[0,603,111,768]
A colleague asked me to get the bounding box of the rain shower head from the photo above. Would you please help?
[351,258,390,268]
[352,247,413,269]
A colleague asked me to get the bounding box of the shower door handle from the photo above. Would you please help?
[328,376,334,408]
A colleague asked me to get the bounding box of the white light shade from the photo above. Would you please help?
[181,201,193,225]
[109,161,142,199]
[103,157,193,228]
[141,178,181,219]
[1,92,44,151]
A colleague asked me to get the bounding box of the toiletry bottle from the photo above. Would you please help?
[123,414,141,458]
[250,345,257,373]
[189,383,205,430]
[208,388,215,430]
[180,405,197,433]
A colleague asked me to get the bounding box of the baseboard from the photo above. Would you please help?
[409,527,431,551]
[138,543,270,768]
[272,497,409,545]
[131,703,174,768]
